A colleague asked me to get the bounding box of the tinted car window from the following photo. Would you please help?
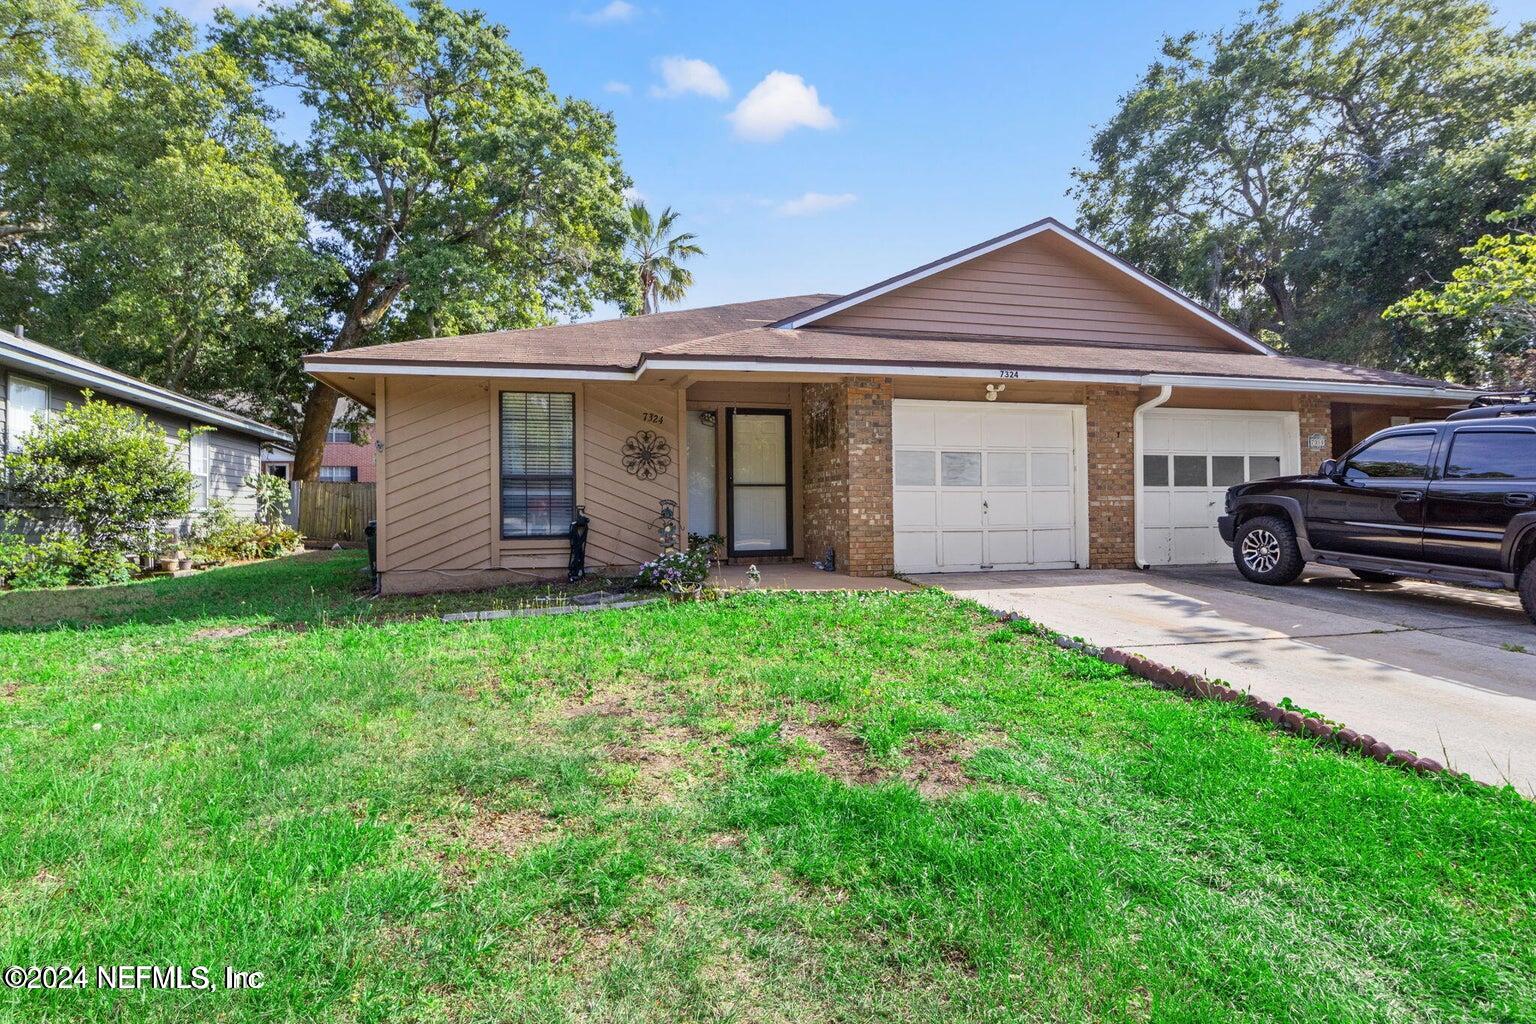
[1343,433,1433,481]
[1446,430,1536,480]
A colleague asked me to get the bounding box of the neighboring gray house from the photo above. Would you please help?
[1,327,288,518]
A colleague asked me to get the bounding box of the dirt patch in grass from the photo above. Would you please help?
[462,808,553,858]
[782,720,997,797]
[190,625,256,640]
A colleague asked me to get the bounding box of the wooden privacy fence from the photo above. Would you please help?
[295,481,375,542]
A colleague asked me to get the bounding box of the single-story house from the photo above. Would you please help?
[304,218,1475,595]
[2,326,288,518]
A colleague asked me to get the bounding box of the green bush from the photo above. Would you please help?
[3,393,194,552]
[189,505,303,564]
[0,532,133,590]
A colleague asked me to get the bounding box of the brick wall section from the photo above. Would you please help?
[1296,394,1333,474]
[844,377,894,576]
[801,382,849,571]
[799,377,894,577]
[1086,384,1139,568]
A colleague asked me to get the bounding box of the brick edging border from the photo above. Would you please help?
[1005,619,1466,782]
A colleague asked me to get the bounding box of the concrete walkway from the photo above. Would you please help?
[918,565,1536,793]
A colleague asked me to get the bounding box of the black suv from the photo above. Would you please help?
[1218,395,1536,624]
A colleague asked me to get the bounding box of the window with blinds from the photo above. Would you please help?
[500,392,575,539]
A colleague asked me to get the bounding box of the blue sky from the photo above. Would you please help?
[185,0,1536,316]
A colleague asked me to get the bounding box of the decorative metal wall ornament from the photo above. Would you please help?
[653,499,680,553]
[621,429,672,480]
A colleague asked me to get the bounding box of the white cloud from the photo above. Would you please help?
[578,1,636,25]
[775,191,858,217]
[650,57,730,100]
[621,186,647,204]
[603,80,633,95]
[728,72,837,142]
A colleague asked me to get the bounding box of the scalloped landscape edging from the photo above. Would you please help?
[999,614,1465,782]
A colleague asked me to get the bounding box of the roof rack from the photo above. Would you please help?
[1448,390,1536,421]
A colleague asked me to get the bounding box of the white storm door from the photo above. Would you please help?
[1140,410,1298,565]
[728,410,790,556]
[892,400,1084,573]
[686,411,717,538]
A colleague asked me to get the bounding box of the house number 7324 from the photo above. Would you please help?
[998,370,1019,379]
[642,411,665,424]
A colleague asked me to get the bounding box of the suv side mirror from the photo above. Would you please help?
[1319,459,1338,478]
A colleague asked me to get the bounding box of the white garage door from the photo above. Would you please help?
[892,400,1086,573]
[1141,409,1299,566]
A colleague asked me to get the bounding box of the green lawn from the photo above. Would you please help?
[1,552,1533,1022]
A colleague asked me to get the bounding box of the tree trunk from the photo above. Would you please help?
[1261,268,1299,334]
[292,384,342,481]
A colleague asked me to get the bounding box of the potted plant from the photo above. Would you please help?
[156,532,180,574]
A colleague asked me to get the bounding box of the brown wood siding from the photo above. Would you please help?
[381,377,496,572]
[819,232,1242,351]
[378,376,689,578]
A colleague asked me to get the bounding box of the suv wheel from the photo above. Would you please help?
[1519,561,1536,627]
[1350,569,1403,584]
[1233,515,1305,585]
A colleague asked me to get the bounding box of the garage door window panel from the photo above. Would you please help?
[894,450,935,486]
[941,452,982,487]
[1173,455,1208,487]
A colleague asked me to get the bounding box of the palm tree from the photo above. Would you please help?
[625,203,703,314]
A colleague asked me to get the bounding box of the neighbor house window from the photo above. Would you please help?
[318,465,358,482]
[325,426,353,444]
[500,391,574,539]
[6,375,49,453]
[189,429,211,507]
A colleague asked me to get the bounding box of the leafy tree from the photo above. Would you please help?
[624,203,703,313]
[1385,162,1536,383]
[219,0,637,480]
[4,394,194,551]
[0,4,314,433]
[1071,0,1536,380]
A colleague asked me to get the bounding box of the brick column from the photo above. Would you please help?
[802,382,849,570]
[1086,384,1139,569]
[1296,394,1332,474]
[844,377,894,576]
[800,377,893,577]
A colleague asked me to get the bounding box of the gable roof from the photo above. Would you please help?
[769,217,1278,356]
[0,328,288,443]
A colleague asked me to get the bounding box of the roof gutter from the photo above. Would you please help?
[304,355,1475,403]
[3,333,288,443]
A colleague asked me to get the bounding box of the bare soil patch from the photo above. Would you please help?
[190,625,256,640]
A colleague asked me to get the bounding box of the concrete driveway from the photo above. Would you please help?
[917,565,1536,793]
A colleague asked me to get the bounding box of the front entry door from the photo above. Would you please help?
[1308,430,1436,559]
[727,409,790,557]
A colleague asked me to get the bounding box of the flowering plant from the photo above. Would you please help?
[637,546,712,592]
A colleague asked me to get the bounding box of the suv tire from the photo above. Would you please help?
[1233,515,1305,585]
[1519,561,1536,627]
[1350,569,1403,584]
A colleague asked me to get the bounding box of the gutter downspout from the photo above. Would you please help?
[1132,385,1174,569]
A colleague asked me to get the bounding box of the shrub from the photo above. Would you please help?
[0,532,132,590]
[3,394,194,551]
[637,546,712,592]
[247,472,291,528]
[190,513,303,564]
